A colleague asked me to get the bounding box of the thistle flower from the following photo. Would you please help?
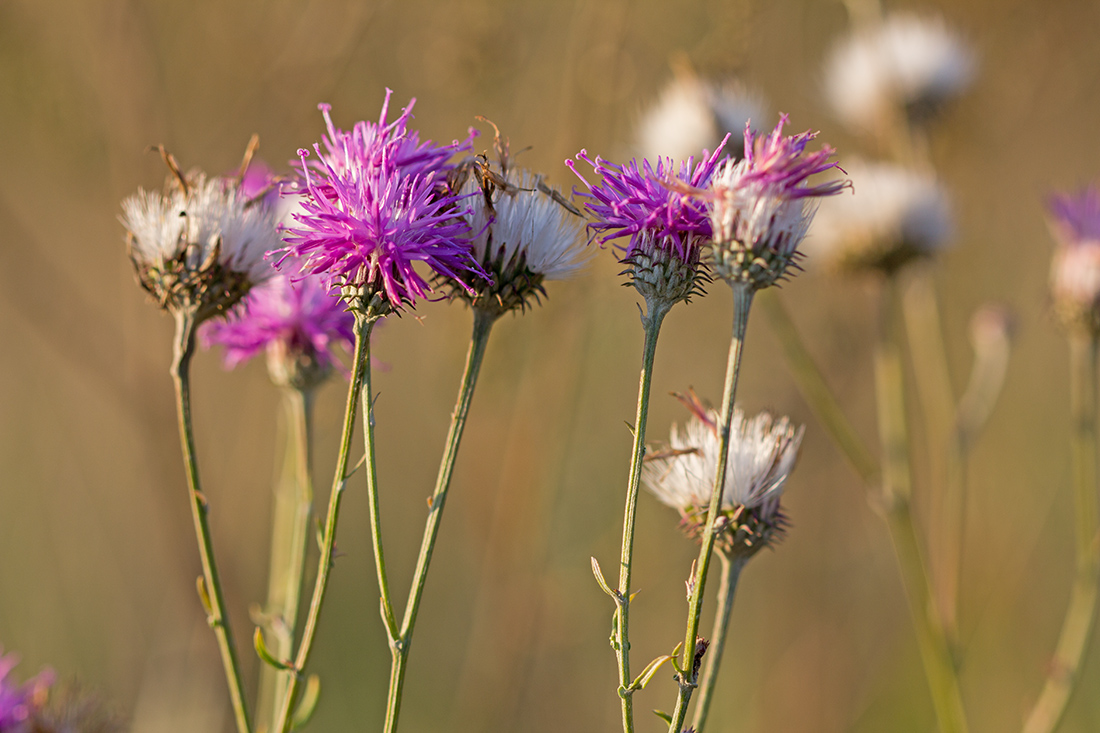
[638,74,767,163]
[824,13,976,134]
[449,134,589,316]
[567,143,726,309]
[0,649,53,733]
[701,115,847,289]
[1048,185,1100,335]
[200,269,354,390]
[805,159,951,274]
[121,146,280,323]
[280,99,481,317]
[643,397,804,558]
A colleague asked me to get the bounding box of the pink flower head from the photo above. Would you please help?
[306,91,475,191]
[702,115,848,289]
[0,649,52,732]
[200,269,354,382]
[1049,185,1100,248]
[567,144,727,262]
[1048,185,1100,334]
[280,97,483,313]
[734,115,848,200]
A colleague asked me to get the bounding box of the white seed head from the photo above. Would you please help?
[122,174,278,285]
[122,173,280,317]
[824,13,975,133]
[643,406,804,522]
[464,170,590,282]
[804,159,951,273]
[637,76,767,162]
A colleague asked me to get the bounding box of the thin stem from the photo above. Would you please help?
[605,299,670,733]
[874,279,969,733]
[258,387,315,731]
[758,290,880,486]
[902,270,962,641]
[169,309,252,733]
[668,283,754,733]
[273,314,374,733]
[382,308,497,733]
[1021,334,1100,733]
[690,552,746,733]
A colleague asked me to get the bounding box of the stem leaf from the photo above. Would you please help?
[291,675,321,730]
[253,628,295,671]
[630,653,674,691]
[590,557,616,599]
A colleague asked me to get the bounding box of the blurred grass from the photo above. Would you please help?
[2,0,1100,731]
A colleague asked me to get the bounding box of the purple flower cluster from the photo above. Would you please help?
[200,270,354,372]
[0,649,52,732]
[567,144,727,263]
[280,92,482,312]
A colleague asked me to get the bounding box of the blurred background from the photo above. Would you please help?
[1,0,1099,731]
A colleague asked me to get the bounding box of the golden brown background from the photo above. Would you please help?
[1,0,1098,731]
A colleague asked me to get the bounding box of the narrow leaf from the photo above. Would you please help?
[291,675,321,730]
[253,628,294,671]
[590,557,616,598]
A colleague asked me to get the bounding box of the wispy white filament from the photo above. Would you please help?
[122,174,279,284]
[463,170,590,280]
[643,407,803,519]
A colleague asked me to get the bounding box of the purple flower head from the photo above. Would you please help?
[702,115,848,289]
[1049,185,1100,248]
[280,100,483,315]
[0,649,53,732]
[303,91,475,199]
[734,115,848,200]
[567,143,727,308]
[1048,185,1100,335]
[200,268,355,389]
[567,144,726,261]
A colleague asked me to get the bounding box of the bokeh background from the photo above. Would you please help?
[2,0,1099,731]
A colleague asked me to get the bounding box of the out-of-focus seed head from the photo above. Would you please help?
[824,12,976,134]
[637,70,767,163]
[805,159,951,274]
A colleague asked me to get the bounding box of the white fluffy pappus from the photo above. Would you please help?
[463,170,590,281]
[643,406,804,521]
[804,160,952,272]
[824,12,975,132]
[122,174,279,286]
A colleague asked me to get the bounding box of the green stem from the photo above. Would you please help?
[258,387,315,731]
[758,290,880,486]
[690,552,745,733]
[1021,334,1100,733]
[607,299,670,733]
[273,313,375,733]
[169,309,252,733]
[382,308,497,733]
[874,279,968,733]
[902,270,961,641]
[668,282,754,733]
